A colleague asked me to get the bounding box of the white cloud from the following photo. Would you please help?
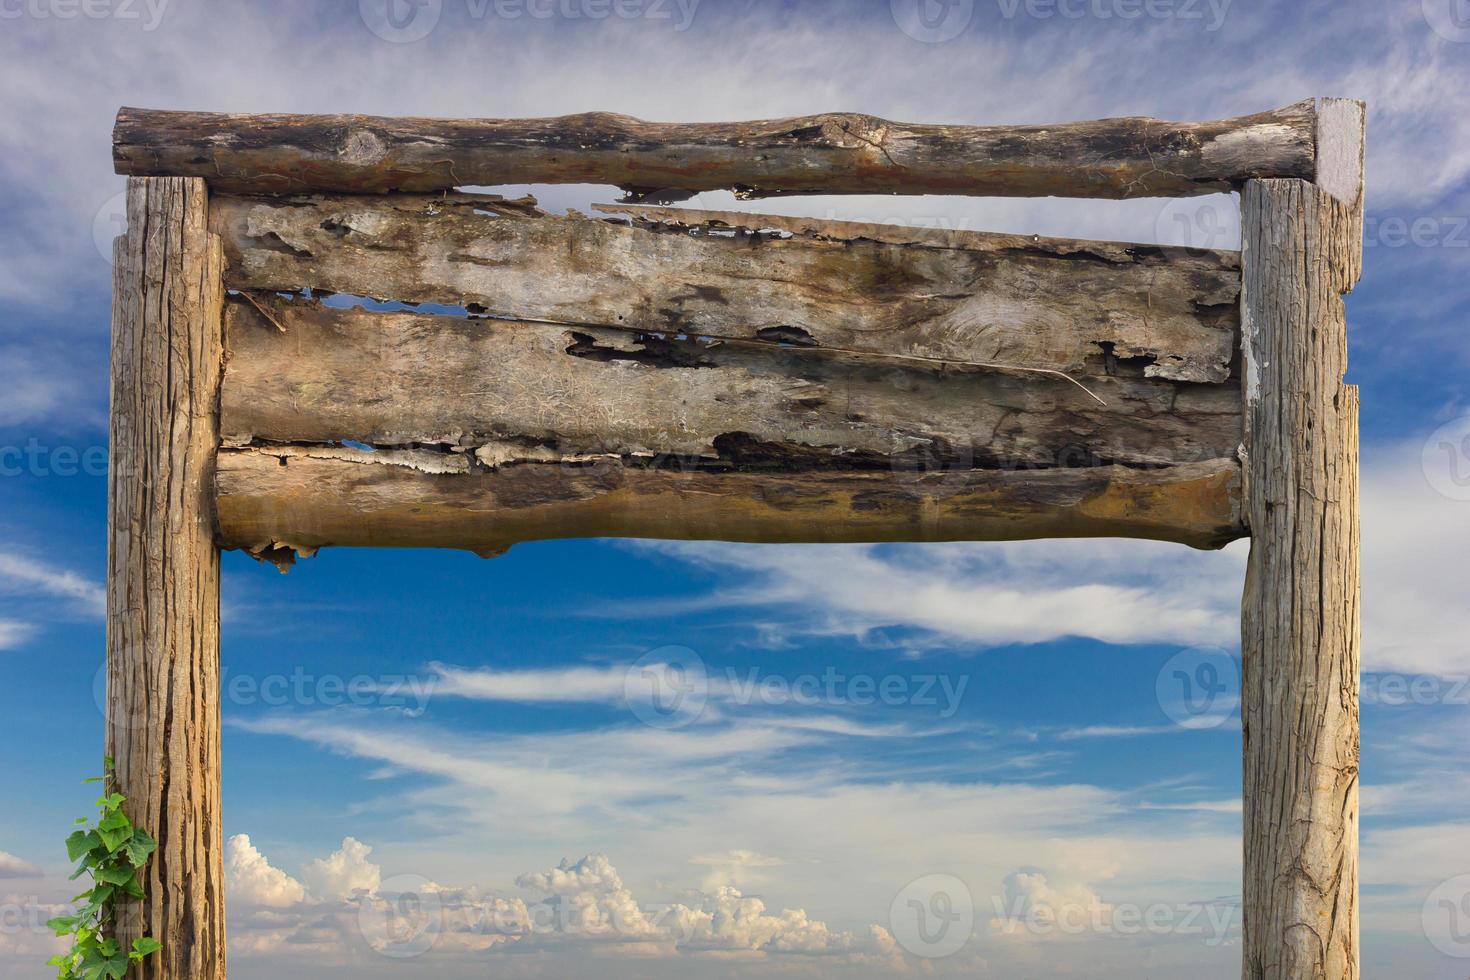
[226,834,306,908]
[303,837,382,902]
[0,851,42,879]
[0,551,105,613]
[1359,438,1470,675]
[430,662,630,703]
[224,836,894,969]
[631,538,1244,650]
[0,620,33,650]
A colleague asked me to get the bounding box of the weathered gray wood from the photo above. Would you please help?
[215,447,1245,561]
[1240,132,1363,980]
[107,177,226,979]
[220,295,1242,471]
[114,103,1317,199]
[211,194,1242,384]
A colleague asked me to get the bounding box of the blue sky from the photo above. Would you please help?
[2,0,1469,976]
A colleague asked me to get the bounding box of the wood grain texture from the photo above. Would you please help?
[211,193,1242,384]
[107,177,226,979]
[220,296,1243,471]
[1240,176,1362,979]
[115,102,1317,198]
[215,447,1246,558]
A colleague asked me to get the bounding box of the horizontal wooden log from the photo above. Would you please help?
[211,194,1241,384]
[215,448,1247,559]
[117,102,1318,199]
[221,296,1241,471]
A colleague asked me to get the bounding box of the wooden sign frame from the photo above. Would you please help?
[105,97,1364,979]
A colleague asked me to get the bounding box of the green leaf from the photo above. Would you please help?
[46,914,77,935]
[94,865,135,887]
[96,811,132,852]
[130,937,162,957]
[95,793,127,812]
[123,829,157,868]
[66,830,101,863]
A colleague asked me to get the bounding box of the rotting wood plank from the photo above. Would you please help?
[210,193,1243,384]
[220,295,1243,472]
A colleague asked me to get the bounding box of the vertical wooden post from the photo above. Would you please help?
[107,176,227,979]
[1240,99,1365,979]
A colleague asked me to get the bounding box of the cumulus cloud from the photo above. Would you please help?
[0,851,42,879]
[303,837,382,902]
[226,835,306,908]
[225,837,892,968]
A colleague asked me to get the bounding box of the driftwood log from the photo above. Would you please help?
[116,102,1318,198]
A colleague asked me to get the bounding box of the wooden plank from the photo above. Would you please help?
[107,177,226,979]
[1239,101,1363,980]
[220,296,1242,471]
[215,448,1246,560]
[210,193,1242,384]
[115,102,1318,199]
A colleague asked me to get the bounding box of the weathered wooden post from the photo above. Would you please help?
[107,176,227,979]
[1240,99,1365,979]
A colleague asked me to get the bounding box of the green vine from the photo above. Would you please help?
[46,758,162,980]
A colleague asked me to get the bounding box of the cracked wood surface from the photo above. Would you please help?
[220,295,1242,472]
[107,177,226,980]
[1240,106,1363,978]
[210,193,1242,384]
[214,447,1245,559]
[116,102,1317,198]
